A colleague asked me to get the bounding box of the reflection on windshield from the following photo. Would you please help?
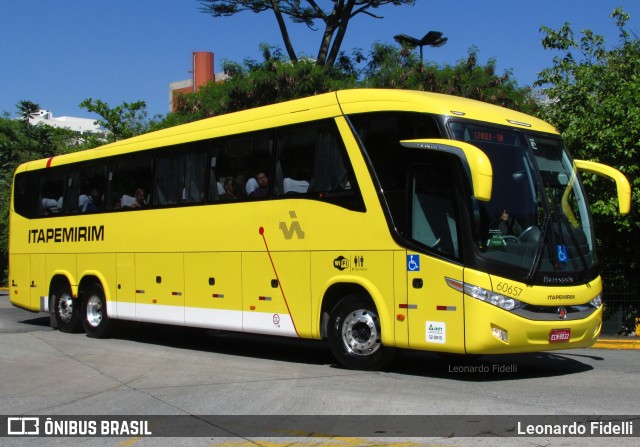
[450,122,596,278]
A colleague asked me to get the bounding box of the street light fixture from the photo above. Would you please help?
[393,31,447,64]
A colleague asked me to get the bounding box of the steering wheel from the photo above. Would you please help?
[518,226,538,243]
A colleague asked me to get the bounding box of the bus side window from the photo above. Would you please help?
[184,143,208,204]
[275,124,313,196]
[411,163,460,259]
[308,123,350,193]
[154,150,183,206]
[69,161,107,214]
[108,153,153,210]
[40,168,66,216]
[153,142,208,207]
[13,171,40,218]
[275,120,358,204]
[207,132,274,202]
[207,143,223,202]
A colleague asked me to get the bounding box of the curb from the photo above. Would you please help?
[592,339,640,350]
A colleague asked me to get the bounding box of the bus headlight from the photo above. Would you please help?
[589,294,602,309]
[463,283,524,311]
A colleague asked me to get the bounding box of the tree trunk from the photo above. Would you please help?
[316,2,341,66]
[325,1,355,67]
[271,0,298,62]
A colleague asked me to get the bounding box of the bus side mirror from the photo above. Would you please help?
[574,159,631,215]
[400,139,493,201]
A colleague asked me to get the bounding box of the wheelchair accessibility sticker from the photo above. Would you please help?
[557,244,568,263]
[407,254,420,272]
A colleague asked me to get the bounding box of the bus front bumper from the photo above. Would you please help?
[464,296,602,354]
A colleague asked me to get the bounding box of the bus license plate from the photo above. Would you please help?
[549,328,571,343]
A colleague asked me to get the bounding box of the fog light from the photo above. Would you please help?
[492,326,508,343]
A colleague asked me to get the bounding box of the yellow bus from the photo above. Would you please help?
[9,89,631,370]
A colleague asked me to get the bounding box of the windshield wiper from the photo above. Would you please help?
[559,213,589,271]
[525,214,550,283]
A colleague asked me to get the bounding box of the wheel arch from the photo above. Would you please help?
[78,272,110,302]
[48,272,76,317]
[49,272,76,298]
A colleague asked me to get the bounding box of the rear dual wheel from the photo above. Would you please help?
[53,285,82,333]
[81,283,113,338]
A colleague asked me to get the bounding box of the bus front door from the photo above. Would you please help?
[406,253,465,353]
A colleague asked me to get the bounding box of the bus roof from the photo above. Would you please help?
[336,89,557,134]
[17,89,558,172]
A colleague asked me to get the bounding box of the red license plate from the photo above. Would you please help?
[549,328,571,343]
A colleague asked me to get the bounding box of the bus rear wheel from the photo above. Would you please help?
[53,285,82,333]
[82,283,113,338]
[327,295,395,370]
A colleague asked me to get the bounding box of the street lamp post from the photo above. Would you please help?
[393,31,447,64]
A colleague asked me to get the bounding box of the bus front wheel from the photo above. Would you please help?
[53,285,82,333]
[327,296,395,370]
[82,283,113,338]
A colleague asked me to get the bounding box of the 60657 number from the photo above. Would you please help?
[495,282,522,297]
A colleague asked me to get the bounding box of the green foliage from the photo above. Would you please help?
[16,100,40,123]
[170,45,357,120]
[362,44,539,113]
[535,7,640,284]
[0,106,87,285]
[168,42,537,123]
[79,99,161,142]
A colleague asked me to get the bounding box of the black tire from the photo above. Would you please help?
[53,284,82,333]
[82,283,114,338]
[327,295,395,370]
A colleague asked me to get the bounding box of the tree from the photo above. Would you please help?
[0,109,83,285]
[170,44,357,121]
[17,100,40,124]
[362,44,539,113]
[198,0,415,67]
[169,41,538,123]
[79,98,161,142]
[535,8,640,297]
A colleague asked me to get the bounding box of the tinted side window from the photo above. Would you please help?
[68,161,107,214]
[274,120,364,211]
[108,152,153,209]
[13,167,69,218]
[13,171,40,218]
[153,141,209,207]
[208,131,274,202]
[348,112,441,191]
[411,162,460,259]
[40,168,67,216]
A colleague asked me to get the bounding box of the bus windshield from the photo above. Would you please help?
[449,122,597,279]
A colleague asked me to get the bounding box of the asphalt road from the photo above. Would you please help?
[1,290,638,447]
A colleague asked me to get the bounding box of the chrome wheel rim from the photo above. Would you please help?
[57,293,74,323]
[341,309,381,356]
[86,295,103,328]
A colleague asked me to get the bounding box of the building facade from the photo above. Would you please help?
[169,51,225,112]
[28,110,102,135]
